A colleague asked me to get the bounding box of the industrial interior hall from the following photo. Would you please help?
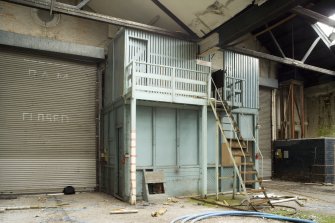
[0,0,334,223]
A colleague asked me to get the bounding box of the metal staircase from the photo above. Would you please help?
[209,78,271,208]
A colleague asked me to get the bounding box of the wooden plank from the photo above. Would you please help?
[110,209,138,214]
[221,143,241,167]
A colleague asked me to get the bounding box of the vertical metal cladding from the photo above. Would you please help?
[104,29,211,199]
[224,51,259,109]
[125,29,209,76]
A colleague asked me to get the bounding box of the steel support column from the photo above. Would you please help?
[215,120,219,200]
[201,105,207,198]
[130,97,137,205]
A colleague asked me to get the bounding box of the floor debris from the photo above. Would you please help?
[151,208,167,217]
[163,197,179,205]
[110,209,138,214]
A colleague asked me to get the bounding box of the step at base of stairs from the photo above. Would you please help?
[233,153,251,157]
[246,188,266,193]
[245,179,262,184]
[241,171,257,175]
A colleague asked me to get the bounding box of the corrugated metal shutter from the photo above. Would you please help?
[259,87,272,178]
[0,47,97,193]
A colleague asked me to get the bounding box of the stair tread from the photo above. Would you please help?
[233,152,251,157]
[241,170,257,174]
[240,162,254,166]
[246,188,266,193]
[245,179,262,183]
[218,176,234,179]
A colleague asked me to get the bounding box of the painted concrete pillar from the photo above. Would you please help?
[201,105,207,197]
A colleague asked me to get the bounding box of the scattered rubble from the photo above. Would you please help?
[151,208,167,217]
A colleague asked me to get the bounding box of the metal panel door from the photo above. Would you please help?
[0,46,97,193]
[259,87,272,178]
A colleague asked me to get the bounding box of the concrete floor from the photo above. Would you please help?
[0,180,334,223]
[263,180,335,215]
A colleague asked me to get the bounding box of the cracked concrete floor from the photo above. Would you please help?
[1,180,334,223]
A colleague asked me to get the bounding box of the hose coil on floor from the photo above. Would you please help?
[170,211,316,223]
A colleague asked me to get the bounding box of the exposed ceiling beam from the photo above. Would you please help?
[254,14,297,38]
[310,23,331,48]
[216,0,311,47]
[268,28,286,58]
[151,0,198,38]
[291,5,335,28]
[199,0,311,55]
[76,0,90,9]
[3,0,194,40]
[301,36,320,63]
[226,46,335,76]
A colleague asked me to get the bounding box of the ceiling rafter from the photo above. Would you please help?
[291,5,335,28]
[3,0,195,40]
[151,0,198,38]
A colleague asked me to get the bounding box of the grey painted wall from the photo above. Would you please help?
[134,106,217,198]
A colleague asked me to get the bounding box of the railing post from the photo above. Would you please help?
[131,61,136,97]
[241,80,245,107]
[232,78,235,107]
[172,67,176,102]
[215,117,219,201]
[207,73,211,100]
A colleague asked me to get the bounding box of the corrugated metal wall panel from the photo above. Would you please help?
[125,29,210,71]
[259,87,272,178]
[0,47,97,193]
[224,51,259,109]
[107,29,210,102]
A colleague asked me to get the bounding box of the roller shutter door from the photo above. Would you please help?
[259,87,272,178]
[0,47,97,193]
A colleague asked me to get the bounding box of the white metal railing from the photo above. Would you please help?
[125,61,211,105]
